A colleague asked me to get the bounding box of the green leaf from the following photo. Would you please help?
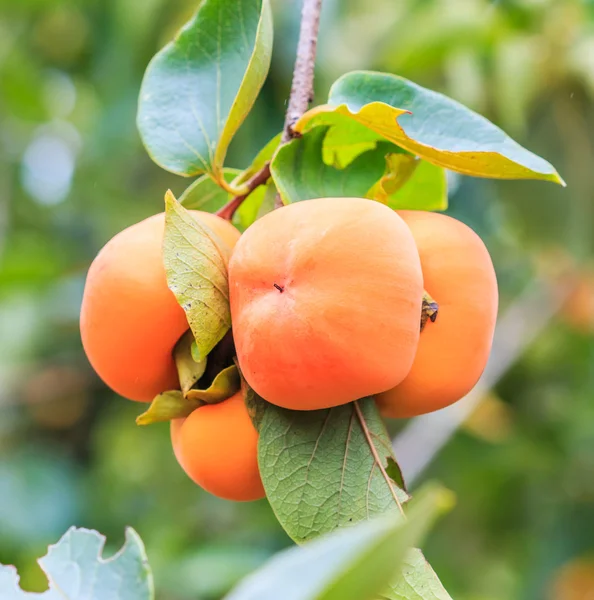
[258,397,409,544]
[270,127,387,204]
[179,169,241,212]
[235,181,277,230]
[174,330,208,395]
[235,133,281,186]
[322,119,385,168]
[0,527,153,599]
[137,0,273,183]
[163,191,231,362]
[370,155,448,211]
[186,364,240,404]
[385,457,407,492]
[136,391,200,425]
[296,71,564,185]
[225,485,451,600]
[381,549,453,600]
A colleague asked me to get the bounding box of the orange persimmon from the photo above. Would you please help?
[229,197,423,410]
[377,211,498,418]
[171,391,265,502]
[80,211,240,402]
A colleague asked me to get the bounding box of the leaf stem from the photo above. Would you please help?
[353,400,405,517]
[216,162,271,221]
[218,0,324,219]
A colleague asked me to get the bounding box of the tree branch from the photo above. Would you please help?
[281,0,323,144]
[219,0,324,220]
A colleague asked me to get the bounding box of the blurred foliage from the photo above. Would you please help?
[0,0,593,599]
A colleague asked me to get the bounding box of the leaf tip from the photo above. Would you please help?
[553,171,567,187]
[164,189,178,207]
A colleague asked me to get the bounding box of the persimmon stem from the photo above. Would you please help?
[421,291,439,332]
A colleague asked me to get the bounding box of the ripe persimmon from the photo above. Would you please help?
[377,211,498,418]
[229,197,423,410]
[80,211,240,402]
[171,391,265,502]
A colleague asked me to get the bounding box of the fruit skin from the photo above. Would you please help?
[170,391,265,502]
[80,211,240,402]
[229,197,423,410]
[377,210,498,419]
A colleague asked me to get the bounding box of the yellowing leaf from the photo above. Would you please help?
[370,156,448,211]
[296,71,564,185]
[163,191,231,362]
[136,391,200,425]
[186,364,240,404]
[174,331,207,395]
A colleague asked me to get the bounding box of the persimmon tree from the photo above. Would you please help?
[0,0,563,598]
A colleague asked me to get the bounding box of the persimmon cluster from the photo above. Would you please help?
[80,197,498,502]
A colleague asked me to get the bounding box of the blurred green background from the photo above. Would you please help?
[1,0,594,598]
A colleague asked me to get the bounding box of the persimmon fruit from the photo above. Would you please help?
[170,391,265,502]
[80,211,240,402]
[229,197,424,410]
[377,210,498,418]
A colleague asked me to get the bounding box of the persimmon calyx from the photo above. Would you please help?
[421,291,439,332]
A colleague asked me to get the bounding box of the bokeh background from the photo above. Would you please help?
[1,0,594,598]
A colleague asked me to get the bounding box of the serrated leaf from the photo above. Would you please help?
[136,391,200,425]
[296,71,564,185]
[0,527,153,599]
[371,156,448,211]
[174,330,208,395]
[179,169,241,212]
[258,397,409,544]
[137,0,273,182]
[270,127,387,204]
[164,191,231,362]
[225,485,451,600]
[380,549,453,600]
[186,364,240,404]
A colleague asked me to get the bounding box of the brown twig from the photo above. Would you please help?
[274,0,323,209]
[216,163,271,221]
[281,0,323,144]
[218,0,324,220]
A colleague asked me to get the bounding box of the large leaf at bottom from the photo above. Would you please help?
[226,486,450,600]
[296,71,564,184]
[163,191,231,362]
[257,396,409,544]
[0,528,153,599]
[137,0,273,182]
